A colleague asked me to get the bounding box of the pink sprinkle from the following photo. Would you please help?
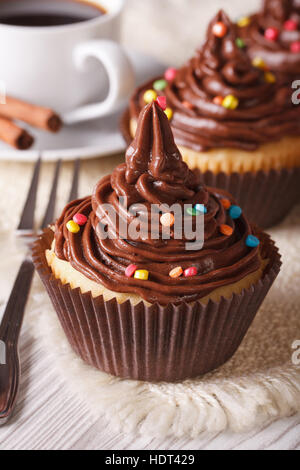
[290,41,300,53]
[284,20,298,31]
[164,67,177,82]
[73,213,87,226]
[184,267,198,278]
[125,264,137,278]
[264,27,279,41]
[156,96,167,110]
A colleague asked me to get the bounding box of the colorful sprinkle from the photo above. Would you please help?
[184,267,198,278]
[153,79,168,91]
[264,27,279,41]
[164,67,177,82]
[252,57,267,70]
[182,100,194,110]
[194,203,207,214]
[186,207,198,216]
[236,37,246,48]
[156,96,167,110]
[246,235,260,248]
[229,205,242,219]
[213,96,224,106]
[290,41,300,53]
[284,20,298,31]
[125,264,137,278]
[264,71,276,83]
[134,269,149,281]
[143,89,157,104]
[160,212,175,227]
[220,198,231,210]
[73,213,87,226]
[66,220,80,234]
[237,16,251,28]
[222,95,239,110]
[169,266,183,278]
[220,224,234,236]
[212,21,227,38]
[164,107,173,120]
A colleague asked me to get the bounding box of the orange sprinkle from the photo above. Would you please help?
[160,212,175,227]
[182,100,194,110]
[212,22,227,38]
[213,96,224,106]
[221,198,231,210]
[220,224,234,236]
[169,267,183,278]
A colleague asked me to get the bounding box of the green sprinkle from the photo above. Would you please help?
[236,37,246,48]
[186,207,198,216]
[153,79,168,91]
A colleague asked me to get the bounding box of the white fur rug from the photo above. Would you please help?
[26,203,300,438]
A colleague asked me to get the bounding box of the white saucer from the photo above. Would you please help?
[0,50,166,162]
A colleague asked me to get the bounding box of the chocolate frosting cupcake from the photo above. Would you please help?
[239,0,300,81]
[33,102,281,382]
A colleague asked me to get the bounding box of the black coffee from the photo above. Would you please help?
[0,0,105,27]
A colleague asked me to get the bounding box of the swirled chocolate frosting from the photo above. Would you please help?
[239,0,300,78]
[129,9,300,151]
[54,102,261,305]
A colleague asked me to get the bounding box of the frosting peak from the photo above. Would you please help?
[117,102,197,206]
[198,10,261,88]
[202,10,247,69]
[125,102,191,186]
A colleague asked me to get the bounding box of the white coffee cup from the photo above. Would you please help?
[0,0,135,124]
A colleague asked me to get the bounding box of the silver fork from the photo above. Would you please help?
[0,157,80,424]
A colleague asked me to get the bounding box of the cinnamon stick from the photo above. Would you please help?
[0,116,34,150]
[0,96,62,133]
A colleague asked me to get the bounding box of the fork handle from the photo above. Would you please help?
[0,258,34,421]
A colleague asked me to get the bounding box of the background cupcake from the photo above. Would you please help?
[238,0,300,84]
[34,102,281,383]
[122,10,300,229]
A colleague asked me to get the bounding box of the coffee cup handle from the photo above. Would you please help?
[63,39,135,124]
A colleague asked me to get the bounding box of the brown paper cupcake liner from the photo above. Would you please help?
[32,228,281,383]
[120,109,300,229]
[197,169,300,230]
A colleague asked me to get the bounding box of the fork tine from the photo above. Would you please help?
[40,159,62,229]
[67,158,80,203]
[17,156,41,231]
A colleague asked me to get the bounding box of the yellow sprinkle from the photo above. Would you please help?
[222,95,239,110]
[164,107,173,120]
[134,269,149,281]
[252,57,266,70]
[66,220,80,234]
[143,89,157,104]
[264,72,276,83]
[237,16,251,28]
